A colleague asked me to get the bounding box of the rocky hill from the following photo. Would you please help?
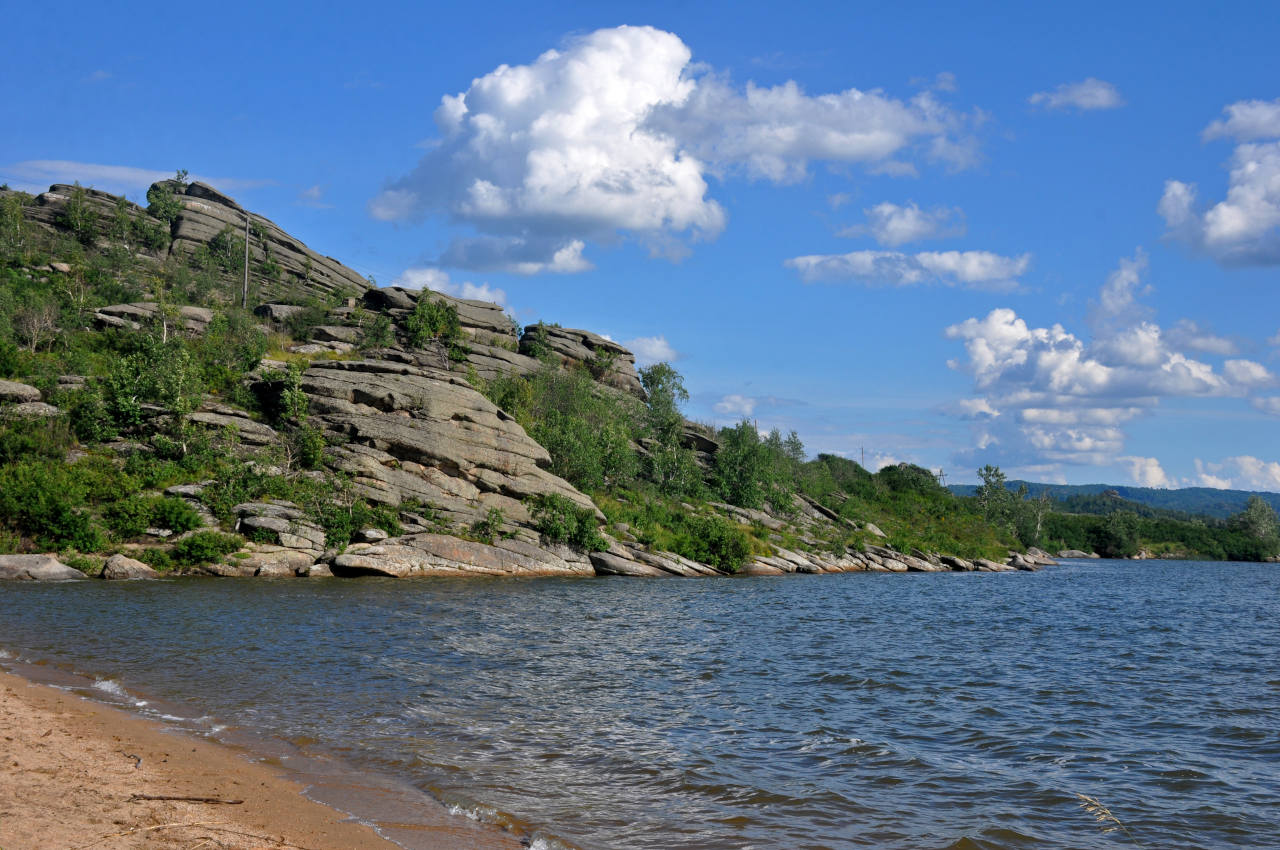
[0,178,1054,581]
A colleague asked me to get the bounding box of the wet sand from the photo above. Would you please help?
[0,669,522,850]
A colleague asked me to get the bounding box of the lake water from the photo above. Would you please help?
[2,559,1277,849]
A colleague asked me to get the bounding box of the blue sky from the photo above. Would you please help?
[4,1,1279,489]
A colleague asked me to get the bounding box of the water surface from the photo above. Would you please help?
[1,559,1277,849]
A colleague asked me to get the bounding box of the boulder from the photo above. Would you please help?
[1,401,60,419]
[739,561,787,576]
[0,554,85,581]
[333,533,593,578]
[188,403,278,445]
[938,554,975,571]
[588,551,673,577]
[311,325,360,344]
[100,554,161,580]
[1058,549,1099,559]
[0,380,41,403]
[1006,553,1041,571]
[94,303,212,334]
[254,303,306,323]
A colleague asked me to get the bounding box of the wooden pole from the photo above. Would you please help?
[242,209,249,308]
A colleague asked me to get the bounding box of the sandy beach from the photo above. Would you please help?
[0,669,520,850]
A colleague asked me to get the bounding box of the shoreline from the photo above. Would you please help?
[0,664,524,850]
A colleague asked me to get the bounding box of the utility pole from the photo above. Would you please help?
[242,209,250,309]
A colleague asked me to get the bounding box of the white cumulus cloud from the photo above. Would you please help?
[943,252,1274,470]
[841,201,966,246]
[1202,98,1280,142]
[1120,456,1171,488]
[1191,455,1280,491]
[714,394,757,417]
[1160,100,1280,266]
[1165,319,1237,356]
[1252,396,1280,416]
[624,335,678,367]
[1029,78,1125,111]
[370,25,980,273]
[785,249,1029,290]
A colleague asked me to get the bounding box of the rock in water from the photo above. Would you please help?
[100,554,161,580]
[0,554,86,581]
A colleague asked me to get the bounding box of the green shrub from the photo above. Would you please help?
[310,498,402,549]
[404,296,469,361]
[146,181,184,224]
[150,496,201,534]
[0,417,74,464]
[172,531,242,565]
[0,460,105,550]
[531,493,606,551]
[674,514,752,573]
[280,363,309,422]
[360,314,395,349]
[293,424,326,469]
[469,507,505,544]
[103,495,154,539]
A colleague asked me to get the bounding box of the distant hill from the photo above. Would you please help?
[948,481,1280,520]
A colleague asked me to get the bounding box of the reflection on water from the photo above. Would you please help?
[1,560,1278,849]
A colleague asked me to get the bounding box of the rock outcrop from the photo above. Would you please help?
[520,325,644,397]
[25,182,371,303]
[0,380,42,404]
[333,534,594,578]
[297,358,597,533]
[0,554,85,581]
[94,303,212,334]
[163,181,370,300]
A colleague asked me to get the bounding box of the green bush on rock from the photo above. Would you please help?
[531,493,606,551]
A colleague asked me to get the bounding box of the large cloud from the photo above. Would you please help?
[1160,98,1280,266]
[370,26,977,273]
[944,252,1275,470]
[786,249,1029,289]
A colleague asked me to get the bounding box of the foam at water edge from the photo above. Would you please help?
[91,678,128,698]
[0,648,12,659]
[528,833,584,850]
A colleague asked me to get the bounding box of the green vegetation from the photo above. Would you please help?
[468,507,506,544]
[0,189,425,566]
[3,177,1273,575]
[967,465,1280,561]
[530,493,607,551]
[404,295,469,361]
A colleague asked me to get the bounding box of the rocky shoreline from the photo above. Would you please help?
[0,540,1067,582]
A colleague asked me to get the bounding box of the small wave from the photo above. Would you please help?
[92,678,128,698]
[528,833,586,850]
[0,648,12,659]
